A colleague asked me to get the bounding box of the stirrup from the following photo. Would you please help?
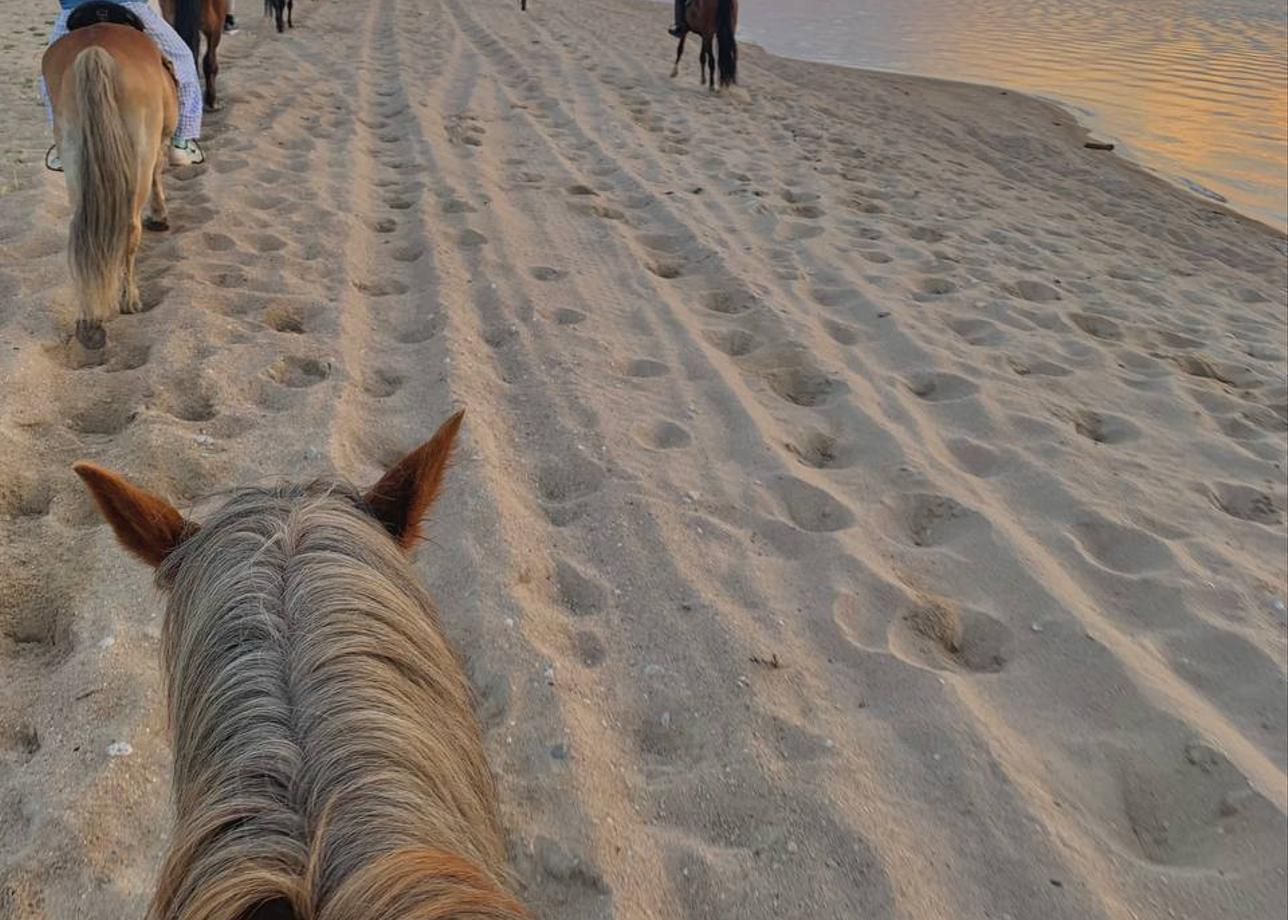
[45,145,63,173]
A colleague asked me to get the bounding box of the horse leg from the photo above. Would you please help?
[203,30,220,110]
[287,0,293,28]
[704,37,714,90]
[671,31,687,78]
[144,141,170,232]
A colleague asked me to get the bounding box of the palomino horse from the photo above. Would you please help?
[42,22,177,350]
[266,0,295,33]
[671,0,738,91]
[161,0,226,109]
[74,412,529,920]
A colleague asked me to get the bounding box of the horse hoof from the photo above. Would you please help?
[75,321,106,351]
[143,217,170,232]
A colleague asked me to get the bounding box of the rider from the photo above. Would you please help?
[668,0,687,37]
[43,0,205,169]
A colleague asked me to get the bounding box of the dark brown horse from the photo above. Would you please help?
[672,0,738,91]
[161,0,226,110]
[265,0,294,33]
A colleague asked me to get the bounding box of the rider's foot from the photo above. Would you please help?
[223,14,238,33]
[169,138,206,167]
[45,145,63,173]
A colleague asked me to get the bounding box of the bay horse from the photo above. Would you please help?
[671,0,738,91]
[161,0,226,110]
[265,0,294,34]
[74,412,529,920]
[42,22,177,350]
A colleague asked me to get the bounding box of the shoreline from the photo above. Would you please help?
[725,29,1288,239]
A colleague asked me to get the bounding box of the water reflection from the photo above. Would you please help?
[733,0,1288,229]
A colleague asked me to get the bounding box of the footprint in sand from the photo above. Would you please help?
[553,560,608,617]
[530,266,566,282]
[901,493,989,548]
[1009,279,1062,303]
[704,289,757,315]
[905,371,978,403]
[1114,741,1282,871]
[702,327,759,357]
[1208,482,1283,524]
[623,358,668,378]
[536,456,604,504]
[158,380,217,422]
[772,475,855,533]
[2,563,76,662]
[888,594,1014,674]
[553,308,585,326]
[785,429,853,470]
[268,355,331,389]
[361,369,404,399]
[634,420,691,450]
[1071,517,1173,574]
[948,318,1005,347]
[1069,312,1124,341]
[572,630,606,668]
[767,364,840,408]
[1061,408,1141,445]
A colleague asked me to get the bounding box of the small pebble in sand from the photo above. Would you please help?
[106,741,132,757]
[1031,623,1045,633]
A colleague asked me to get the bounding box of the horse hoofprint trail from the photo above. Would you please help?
[0,1,1285,918]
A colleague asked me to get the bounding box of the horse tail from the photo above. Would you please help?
[316,848,527,920]
[67,46,134,331]
[716,0,737,86]
[173,0,203,69]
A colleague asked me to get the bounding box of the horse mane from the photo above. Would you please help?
[147,482,525,920]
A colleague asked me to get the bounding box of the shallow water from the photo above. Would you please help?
[701,0,1288,230]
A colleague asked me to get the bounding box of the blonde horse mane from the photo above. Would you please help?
[136,478,525,919]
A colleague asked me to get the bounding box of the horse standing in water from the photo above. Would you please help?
[161,0,226,109]
[75,412,529,920]
[42,20,177,350]
[672,0,738,91]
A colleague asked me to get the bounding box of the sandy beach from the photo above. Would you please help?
[1,1,1286,918]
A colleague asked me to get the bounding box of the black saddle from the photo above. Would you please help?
[67,1,146,33]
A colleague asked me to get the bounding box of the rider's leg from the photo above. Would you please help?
[669,0,687,37]
[124,1,205,162]
[42,9,73,170]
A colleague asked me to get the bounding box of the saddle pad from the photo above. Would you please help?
[67,1,146,33]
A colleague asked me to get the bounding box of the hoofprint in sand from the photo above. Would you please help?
[0,1,1284,919]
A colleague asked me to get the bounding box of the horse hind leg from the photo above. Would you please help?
[143,139,170,233]
[287,0,293,28]
[203,32,221,110]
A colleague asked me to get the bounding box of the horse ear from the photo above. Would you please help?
[72,463,197,568]
[364,410,464,550]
